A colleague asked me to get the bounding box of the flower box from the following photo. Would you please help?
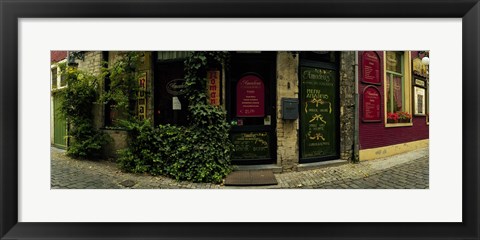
[387,112,412,124]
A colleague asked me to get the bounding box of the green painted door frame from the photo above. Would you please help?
[53,95,68,149]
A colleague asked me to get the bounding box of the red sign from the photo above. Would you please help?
[362,86,381,122]
[236,75,265,117]
[207,70,220,106]
[362,51,381,85]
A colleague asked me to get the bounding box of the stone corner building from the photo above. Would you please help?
[51,51,428,172]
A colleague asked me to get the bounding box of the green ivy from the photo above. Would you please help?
[99,52,144,123]
[57,63,110,159]
[117,51,234,183]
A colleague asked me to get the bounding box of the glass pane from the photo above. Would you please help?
[231,132,270,160]
[386,51,403,74]
[392,76,403,112]
[51,68,57,89]
[59,74,66,87]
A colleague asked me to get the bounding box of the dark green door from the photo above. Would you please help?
[299,53,340,163]
[53,95,68,148]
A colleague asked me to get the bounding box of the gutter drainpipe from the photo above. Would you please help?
[353,51,360,163]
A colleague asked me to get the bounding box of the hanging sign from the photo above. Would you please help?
[206,70,220,106]
[236,74,265,117]
[361,51,381,85]
[362,86,381,122]
[137,72,147,120]
[166,79,187,96]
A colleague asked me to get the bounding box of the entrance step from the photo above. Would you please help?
[297,159,348,171]
[224,170,277,186]
[233,164,283,173]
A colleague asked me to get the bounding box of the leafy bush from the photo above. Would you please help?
[57,64,110,159]
[118,119,232,183]
[116,51,234,183]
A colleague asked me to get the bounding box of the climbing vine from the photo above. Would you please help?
[57,63,110,159]
[117,51,234,183]
[99,51,144,124]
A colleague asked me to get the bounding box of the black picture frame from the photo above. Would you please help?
[1,0,479,239]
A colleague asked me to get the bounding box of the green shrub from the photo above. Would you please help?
[117,119,233,183]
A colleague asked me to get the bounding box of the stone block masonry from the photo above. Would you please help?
[276,52,300,171]
[276,52,357,171]
[339,51,356,162]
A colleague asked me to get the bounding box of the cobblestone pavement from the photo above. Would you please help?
[51,147,428,189]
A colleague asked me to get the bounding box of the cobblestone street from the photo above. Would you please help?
[51,147,428,189]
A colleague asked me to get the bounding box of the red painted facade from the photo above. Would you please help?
[358,51,429,150]
[51,51,67,63]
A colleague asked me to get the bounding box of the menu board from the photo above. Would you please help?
[362,86,381,122]
[362,51,381,85]
[236,75,265,117]
[300,66,337,158]
[231,132,270,160]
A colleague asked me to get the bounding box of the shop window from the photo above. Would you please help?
[104,82,129,128]
[412,51,430,124]
[426,78,429,124]
[385,51,412,126]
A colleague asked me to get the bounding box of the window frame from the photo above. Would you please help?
[50,59,67,91]
[384,51,413,127]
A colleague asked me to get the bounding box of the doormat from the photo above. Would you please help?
[224,170,277,186]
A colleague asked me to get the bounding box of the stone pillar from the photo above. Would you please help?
[339,51,356,161]
[276,52,300,171]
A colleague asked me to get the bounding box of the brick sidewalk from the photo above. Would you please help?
[51,147,428,189]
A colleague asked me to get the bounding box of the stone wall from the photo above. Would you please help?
[76,51,103,76]
[339,51,356,162]
[276,52,300,171]
[102,129,128,159]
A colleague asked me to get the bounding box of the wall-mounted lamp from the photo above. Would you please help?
[419,51,430,66]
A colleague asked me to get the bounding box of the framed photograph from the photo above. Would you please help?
[1,0,479,240]
[413,86,426,116]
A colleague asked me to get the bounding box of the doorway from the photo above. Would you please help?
[154,61,189,126]
[227,52,277,165]
[299,52,340,163]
